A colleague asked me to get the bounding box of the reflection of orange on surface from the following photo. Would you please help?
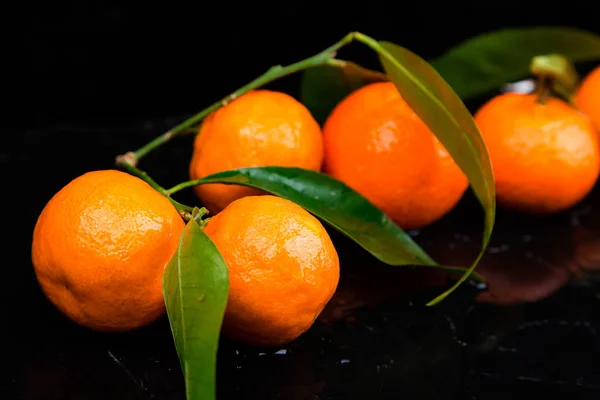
[474,93,600,214]
[322,81,468,230]
[204,195,340,347]
[319,263,449,324]
[576,67,600,131]
[189,90,324,214]
[573,221,600,273]
[476,256,573,305]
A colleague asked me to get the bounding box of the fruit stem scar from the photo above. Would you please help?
[115,152,138,168]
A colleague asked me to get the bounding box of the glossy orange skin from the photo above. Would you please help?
[322,81,469,230]
[474,93,600,214]
[31,170,185,331]
[576,66,600,131]
[204,195,340,347]
[189,90,324,213]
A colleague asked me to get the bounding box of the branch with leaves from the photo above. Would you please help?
[113,28,600,400]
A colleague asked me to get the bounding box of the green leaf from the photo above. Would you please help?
[300,61,387,124]
[371,39,496,305]
[430,26,600,100]
[192,166,484,282]
[162,210,229,400]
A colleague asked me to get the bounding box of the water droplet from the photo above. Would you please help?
[502,79,536,94]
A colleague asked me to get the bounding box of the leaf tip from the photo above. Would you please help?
[425,292,448,307]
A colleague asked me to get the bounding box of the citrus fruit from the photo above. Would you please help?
[474,93,600,214]
[576,66,600,130]
[203,195,339,347]
[189,90,324,213]
[31,170,185,331]
[322,81,468,230]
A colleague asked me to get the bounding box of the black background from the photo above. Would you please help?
[7,1,600,127]
[5,1,600,399]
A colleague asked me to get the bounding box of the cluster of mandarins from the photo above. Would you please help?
[31,66,599,347]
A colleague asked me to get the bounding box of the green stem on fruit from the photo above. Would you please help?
[552,82,578,108]
[134,32,415,201]
[116,31,395,168]
[114,31,492,303]
[191,207,212,229]
[535,76,551,104]
[116,153,195,220]
[166,179,200,196]
[123,34,357,163]
[115,32,399,219]
[191,206,209,222]
[530,54,580,105]
[115,32,392,223]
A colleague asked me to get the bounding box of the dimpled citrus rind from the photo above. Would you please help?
[31,170,185,331]
[474,93,600,213]
[189,90,324,213]
[204,195,340,347]
[322,81,468,229]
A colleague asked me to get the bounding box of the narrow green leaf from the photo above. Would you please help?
[192,166,484,282]
[300,61,387,124]
[374,41,496,305]
[162,213,229,400]
[431,26,600,99]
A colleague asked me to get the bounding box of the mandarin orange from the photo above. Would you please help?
[576,66,600,130]
[474,93,600,213]
[189,90,323,213]
[204,195,339,347]
[322,81,468,229]
[32,170,185,331]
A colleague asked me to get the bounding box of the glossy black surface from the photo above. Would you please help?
[5,3,600,399]
[5,114,600,399]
